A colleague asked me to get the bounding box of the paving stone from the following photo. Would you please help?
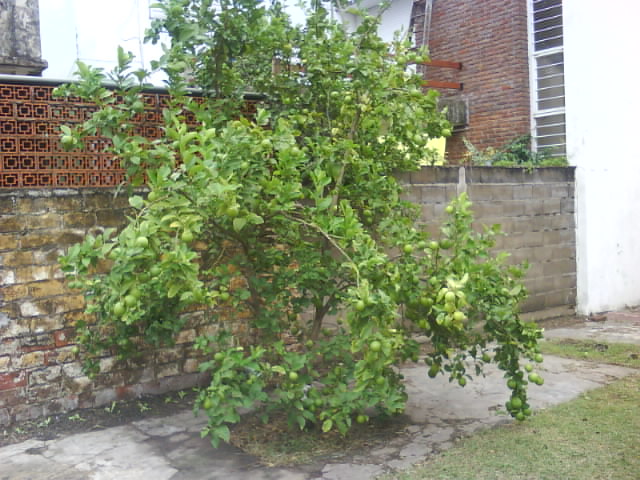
[0,314,638,480]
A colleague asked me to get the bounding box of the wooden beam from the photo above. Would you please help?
[423,80,463,90]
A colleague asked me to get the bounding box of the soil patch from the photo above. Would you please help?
[229,409,411,467]
[1,389,198,448]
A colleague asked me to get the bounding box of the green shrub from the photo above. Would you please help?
[58,0,542,447]
[464,135,568,167]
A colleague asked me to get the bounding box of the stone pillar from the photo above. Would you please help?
[0,0,48,75]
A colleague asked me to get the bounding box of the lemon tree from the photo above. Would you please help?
[59,0,542,447]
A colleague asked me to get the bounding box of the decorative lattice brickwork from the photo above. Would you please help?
[0,81,258,188]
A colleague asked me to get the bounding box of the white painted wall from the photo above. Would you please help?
[564,0,640,313]
[39,0,164,82]
[337,0,414,43]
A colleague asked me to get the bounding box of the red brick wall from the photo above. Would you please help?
[416,0,531,162]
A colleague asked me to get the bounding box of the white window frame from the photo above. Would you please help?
[527,0,566,156]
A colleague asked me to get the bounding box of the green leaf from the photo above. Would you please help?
[256,108,270,126]
[322,419,333,433]
[317,197,332,211]
[167,283,180,299]
[233,218,247,232]
[129,196,144,209]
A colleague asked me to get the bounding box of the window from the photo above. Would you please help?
[528,0,566,157]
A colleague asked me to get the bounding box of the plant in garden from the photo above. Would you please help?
[464,135,568,168]
[58,0,543,447]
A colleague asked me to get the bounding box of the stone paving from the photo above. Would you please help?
[1,312,639,480]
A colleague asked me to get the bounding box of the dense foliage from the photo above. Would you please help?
[59,0,543,446]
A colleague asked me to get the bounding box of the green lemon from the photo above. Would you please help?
[226,205,240,217]
[113,302,126,316]
[124,295,137,307]
[135,236,149,248]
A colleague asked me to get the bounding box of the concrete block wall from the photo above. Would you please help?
[400,166,576,317]
[0,166,576,426]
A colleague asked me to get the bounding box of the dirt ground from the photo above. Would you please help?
[0,389,199,448]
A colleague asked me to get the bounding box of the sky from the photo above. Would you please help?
[38,0,412,85]
[39,0,306,83]
[40,0,166,81]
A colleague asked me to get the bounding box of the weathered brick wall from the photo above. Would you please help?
[399,166,576,316]
[0,189,246,426]
[416,0,531,161]
[0,167,576,426]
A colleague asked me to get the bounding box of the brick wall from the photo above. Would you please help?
[0,189,252,426]
[0,167,576,426]
[415,0,531,161]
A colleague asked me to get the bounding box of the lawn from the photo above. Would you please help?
[385,340,640,480]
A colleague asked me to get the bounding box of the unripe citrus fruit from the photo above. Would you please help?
[453,311,466,322]
[226,205,240,217]
[113,302,126,316]
[135,236,149,248]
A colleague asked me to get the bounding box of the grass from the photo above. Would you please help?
[539,338,640,368]
[385,340,640,480]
